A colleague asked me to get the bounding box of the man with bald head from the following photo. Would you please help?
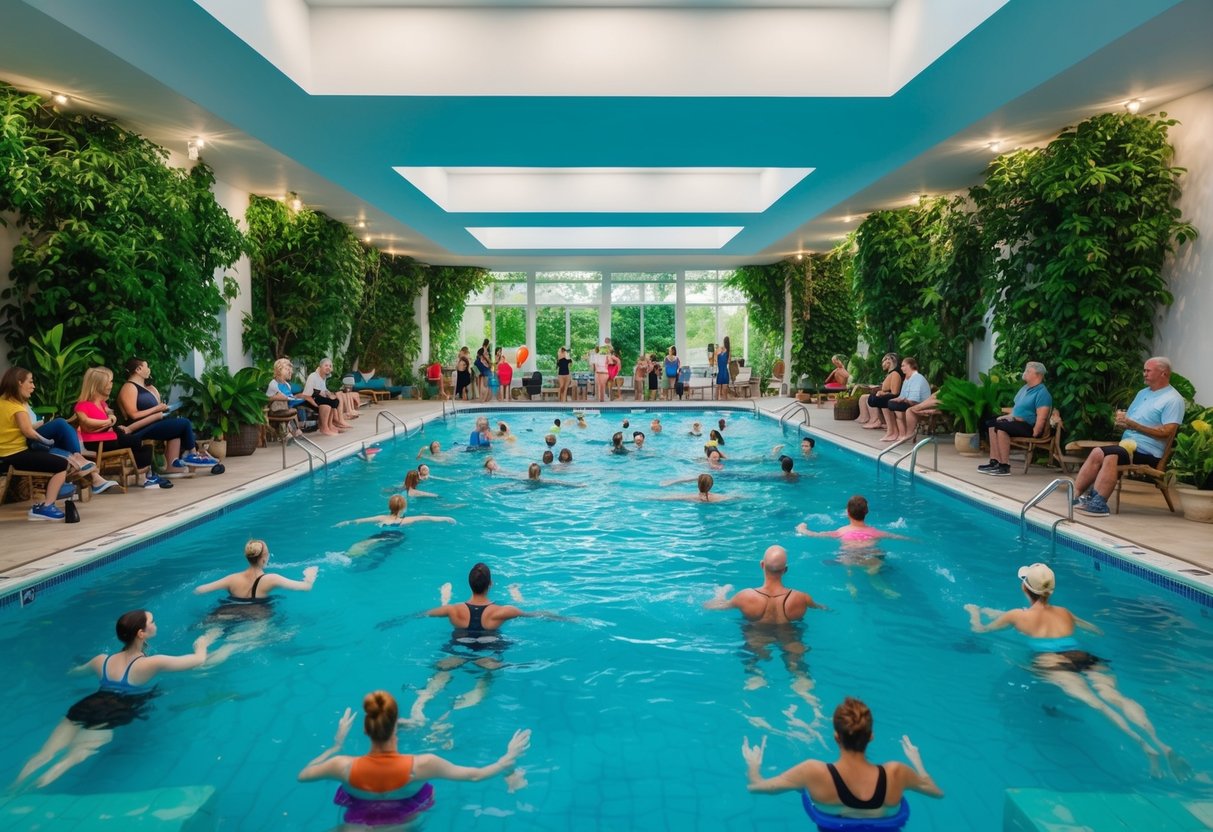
[705,545,826,622]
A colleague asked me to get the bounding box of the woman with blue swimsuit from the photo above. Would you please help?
[715,336,732,400]
[15,610,220,788]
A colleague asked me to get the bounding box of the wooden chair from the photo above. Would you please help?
[765,360,786,396]
[727,366,753,398]
[1007,410,1057,474]
[1050,415,1087,474]
[67,414,138,492]
[1,463,92,504]
[1113,430,1179,514]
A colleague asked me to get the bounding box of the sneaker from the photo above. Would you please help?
[91,480,119,495]
[77,461,96,473]
[990,464,1012,477]
[977,459,1000,471]
[142,473,175,489]
[1072,492,1090,507]
[28,502,66,521]
[57,484,78,500]
[177,452,218,468]
[1077,494,1110,517]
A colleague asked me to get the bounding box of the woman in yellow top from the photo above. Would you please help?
[0,367,80,521]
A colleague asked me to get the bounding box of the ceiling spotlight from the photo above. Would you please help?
[843,215,853,223]
[363,235,372,243]
[51,92,69,106]
[795,252,804,261]
[288,192,302,212]
[186,139,203,161]
[1125,98,1143,114]
[355,220,366,229]
[986,140,1002,152]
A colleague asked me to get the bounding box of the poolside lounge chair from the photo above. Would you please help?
[1113,429,1178,514]
[0,461,92,504]
[521,372,543,399]
[727,366,753,398]
[1007,409,1057,474]
[765,360,786,396]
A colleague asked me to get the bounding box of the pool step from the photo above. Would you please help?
[0,785,216,831]
[1005,788,1213,831]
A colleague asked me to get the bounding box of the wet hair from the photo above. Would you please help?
[780,455,793,473]
[498,421,508,432]
[475,416,489,430]
[553,419,561,427]
[622,420,630,429]
[115,610,150,646]
[417,463,430,477]
[718,419,726,430]
[545,434,557,446]
[404,470,421,490]
[363,690,398,743]
[697,473,714,493]
[833,697,874,752]
[469,562,492,594]
[78,366,115,403]
[388,494,406,516]
[541,450,554,464]
[710,429,724,444]
[528,462,541,479]
[633,431,644,440]
[558,448,572,462]
[244,539,269,564]
[901,356,918,371]
[0,367,33,401]
[612,431,624,447]
[123,357,148,376]
[429,441,441,453]
[801,436,815,448]
[846,495,869,521]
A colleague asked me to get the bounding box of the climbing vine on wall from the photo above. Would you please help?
[0,82,243,373]
[346,252,424,379]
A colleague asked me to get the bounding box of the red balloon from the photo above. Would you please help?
[515,346,529,368]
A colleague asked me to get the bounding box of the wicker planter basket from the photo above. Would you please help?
[834,398,861,420]
[224,423,261,457]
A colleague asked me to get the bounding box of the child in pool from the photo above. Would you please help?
[795,495,907,549]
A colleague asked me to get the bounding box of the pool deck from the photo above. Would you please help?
[2,397,1210,595]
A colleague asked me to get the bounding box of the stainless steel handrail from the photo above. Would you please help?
[284,434,327,474]
[375,410,409,439]
[891,436,939,482]
[1019,477,1075,547]
[778,402,811,430]
[875,434,917,475]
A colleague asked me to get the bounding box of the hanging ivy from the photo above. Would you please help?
[346,251,424,379]
[0,82,243,372]
[243,195,365,368]
[427,265,493,361]
[971,111,1196,437]
[728,243,857,378]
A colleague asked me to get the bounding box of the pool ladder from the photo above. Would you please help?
[875,434,928,478]
[1019,477,1076,549]
[376,410,413,439]
[283,433,327,473]
[775,401,811,430]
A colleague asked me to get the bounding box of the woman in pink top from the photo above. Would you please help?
[75,367,160,488]
[495,348,513,401]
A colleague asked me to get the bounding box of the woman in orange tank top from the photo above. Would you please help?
[298,690,530,826]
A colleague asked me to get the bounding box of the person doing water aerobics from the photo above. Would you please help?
[964,563,1191,781]
[298,690,530,828]
[796,496,907,548]
[403,563,567,727]
[192,541,320,646]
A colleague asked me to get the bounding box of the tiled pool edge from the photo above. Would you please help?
[0,415,438,611]
[797,424,1213,608]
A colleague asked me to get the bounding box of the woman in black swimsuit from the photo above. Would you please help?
[742,696,942,821]
[195,540,319,601]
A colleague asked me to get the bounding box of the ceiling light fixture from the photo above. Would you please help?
[289,192,302,212]
[1125,98,1143,114]
[843,215,853,223]
[796,252,804,261]
[355,220,366,229]
[51,92,68,106]
[987,140,1002,152]
[187,138,204,161]
[363,235,372,243]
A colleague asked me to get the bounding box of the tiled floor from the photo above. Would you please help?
[2,396,1210,591]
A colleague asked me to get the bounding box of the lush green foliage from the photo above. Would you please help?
[1169,413,1213,490]
[0,82,244,372]
[243,195,365,368]
[936,372,1017,433]
[728,245,858,378]
[426,266,493,362]
[853,197,984,383]
[346,252,424,378]
[27,323,100,416]
[971,112,1196,438]
[179,364,270,438]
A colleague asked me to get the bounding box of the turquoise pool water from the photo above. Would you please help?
[2,409,1212,830]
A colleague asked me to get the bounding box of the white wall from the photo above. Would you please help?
[210,176,253,370]
[1155,84,1213,401]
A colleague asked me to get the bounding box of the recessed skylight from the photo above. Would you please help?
[465,226,744,250]
[395,167,813,214]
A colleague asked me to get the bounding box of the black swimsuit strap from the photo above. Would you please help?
[826,763,887,810]
[249,574,265,600]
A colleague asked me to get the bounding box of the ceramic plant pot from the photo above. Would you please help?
[1177,484,1213,523]
[954,432,982,456]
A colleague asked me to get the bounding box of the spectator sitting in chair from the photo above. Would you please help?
[1,367,104,521]
[1073,356,1184,518]
[265,358,307,439]
[881,357,931,443]
[859,353,903,430]
[301,359,353,437]
[117,357,222,473]
[978,362,1052,477]
[76,366,166,490]
[425,359,448,400]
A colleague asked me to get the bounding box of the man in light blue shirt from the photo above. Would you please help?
[1075,356,1185,517]
[885,357,932,442]
[979,362,1053,477]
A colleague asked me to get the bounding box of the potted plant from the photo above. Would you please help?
[1168,411,1213,523]
[795,375,815,403]
[180,365,270,458]
[936,373,1014,455]
[833,386,863,421]
[27,324,101,418]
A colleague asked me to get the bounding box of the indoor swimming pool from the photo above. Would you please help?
[2,408,1211,830]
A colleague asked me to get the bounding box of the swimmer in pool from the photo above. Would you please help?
[650,418,662,434]
[404,563,568,726]
[705,545,825,715]
[610,432,629,455]
[336,495,455,528]
[575,414,587,429]
[483,456,501,475]
[491,463,585,490]
[298,690,530,827]
[557,448,573,464]
[689,421,702,437]
[800,436,816,456]
[195,540,318,600]
[796,495,906,548]
[14,610,220,789]
[544,433,557,448]
[632,431,646,449]
[742,697,942,821]
[541,450,554,465]
[397,469,438,498]
[656,473,739,503]
[495,421,516,441]
[964,563,1191,781]
[416,440,444,460]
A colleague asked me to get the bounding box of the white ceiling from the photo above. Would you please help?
[3,0,1212,269]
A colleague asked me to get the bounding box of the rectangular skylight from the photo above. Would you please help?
[465,227,744,250]
[397,167,812,214]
